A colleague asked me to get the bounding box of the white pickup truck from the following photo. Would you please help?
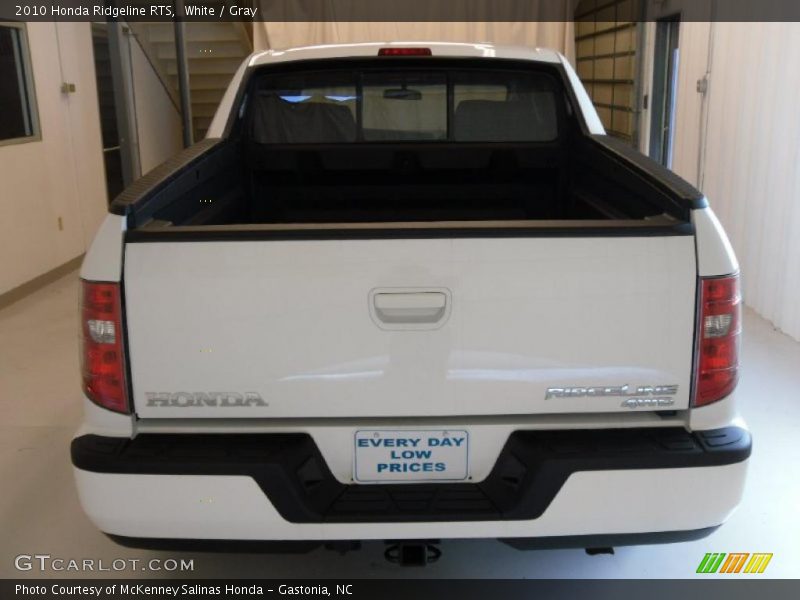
[72,42,749,563]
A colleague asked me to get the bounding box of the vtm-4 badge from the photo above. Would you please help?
[545,384,679,409]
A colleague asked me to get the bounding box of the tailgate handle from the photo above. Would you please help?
[372,292,447,325]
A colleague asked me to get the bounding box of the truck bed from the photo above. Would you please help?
[116,134,699,232]
[111,56,703,232]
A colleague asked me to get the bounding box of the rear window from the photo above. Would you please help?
[248,67,561,144]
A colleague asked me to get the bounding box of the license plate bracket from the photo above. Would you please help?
[353,429,469,483]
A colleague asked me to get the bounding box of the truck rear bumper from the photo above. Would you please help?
[71,426,750,544]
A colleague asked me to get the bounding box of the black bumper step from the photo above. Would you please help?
[72,426,750,523]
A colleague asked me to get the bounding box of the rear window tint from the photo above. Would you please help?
[250,71,358,144]
[453,71,559,142]
[248,67,560,144]
[362,71,447,141]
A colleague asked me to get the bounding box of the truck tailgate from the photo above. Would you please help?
[124,235,696,418]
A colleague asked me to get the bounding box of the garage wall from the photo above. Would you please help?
[697,23,800,341]
[254,22,576,62]
[660,22,800,341]
[0,22,107,297]
[0,23,185,298]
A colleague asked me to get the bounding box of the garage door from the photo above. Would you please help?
[574,0,642,143]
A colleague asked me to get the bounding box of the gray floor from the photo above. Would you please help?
[1,270,798,579]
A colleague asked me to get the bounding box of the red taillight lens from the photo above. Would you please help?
[693,274,741,407]
[378,47,432,56]
[80,280,129,413]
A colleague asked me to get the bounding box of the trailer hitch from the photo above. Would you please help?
[384,540,442,566]
[585,547,615,556]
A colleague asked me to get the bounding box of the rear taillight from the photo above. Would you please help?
[693,273,741,407]
[378,47,432,56]
[80,280,129,413]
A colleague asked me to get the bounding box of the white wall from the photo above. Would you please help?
[699,23,800,341]
[129,38,183,174]
[0,23,184,296]
[0,22,107,296]
[665,22,800,341]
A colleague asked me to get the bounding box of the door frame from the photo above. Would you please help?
[638,12,682,168]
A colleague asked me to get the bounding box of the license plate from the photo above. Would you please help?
[353,429,469,483]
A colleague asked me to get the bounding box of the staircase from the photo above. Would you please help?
[130,21,253,141]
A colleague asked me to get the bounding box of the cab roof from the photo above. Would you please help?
[248,42,564,67]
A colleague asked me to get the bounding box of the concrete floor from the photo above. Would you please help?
[1,270,798,579]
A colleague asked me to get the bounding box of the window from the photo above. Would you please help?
[452,71,559,142]
[0,23,38,144]
[248,66,561,144]
[249,71,358,144]
[362,72,447,141]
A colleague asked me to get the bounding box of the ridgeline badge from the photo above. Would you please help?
[545,384,679,409]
